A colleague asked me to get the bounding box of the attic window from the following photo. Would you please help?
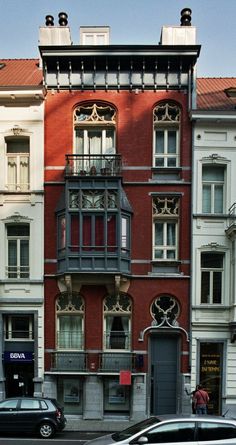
[224,88,236,98]
[0,63,6,70]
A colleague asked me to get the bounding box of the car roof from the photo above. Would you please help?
[153,414,236,424]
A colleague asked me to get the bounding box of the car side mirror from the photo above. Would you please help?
[136,436,148,444]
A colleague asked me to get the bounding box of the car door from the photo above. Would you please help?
[0,399,19,432]
[136,421,197,445]
[197,420,236,444]
[16,398,42,432]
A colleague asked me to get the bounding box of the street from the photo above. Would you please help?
[0,431,106,445]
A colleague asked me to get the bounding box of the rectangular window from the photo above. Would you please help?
[201,253,223,303]
[104,378,130,413]
[152,196,179,261]
[202,166,224,214]
[4,315,33,339]
[7,225,29,278]
[153,221,177,260]
[6,137,30,191]
[104,316,130,350]
[57,315,83,349]
[154,129,178,167]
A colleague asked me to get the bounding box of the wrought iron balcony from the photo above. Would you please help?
[99,352,135,372]
[226,202,236,237]
[65,154,122,177]
[50,351,87,371]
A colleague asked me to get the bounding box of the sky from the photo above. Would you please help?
[0,0,235,78]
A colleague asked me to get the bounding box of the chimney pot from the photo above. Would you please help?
[180,8,192,26]
[58,12,68,26]
[45,15,54,26]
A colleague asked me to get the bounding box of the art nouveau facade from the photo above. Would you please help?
[191,78,236,415]
[39,10,200,428]
[0,60,44,398]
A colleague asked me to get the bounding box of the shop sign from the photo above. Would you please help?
[4,352,33,362]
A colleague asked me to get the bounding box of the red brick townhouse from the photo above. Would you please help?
[39,9,200,426]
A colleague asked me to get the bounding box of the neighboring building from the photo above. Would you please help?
[191,78,236,415]
[0,60,44,398]
[39,10,200,428]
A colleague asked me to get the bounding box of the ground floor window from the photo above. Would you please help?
[104,378,130,414]
[57,377,83,415]
[199,342,223,415]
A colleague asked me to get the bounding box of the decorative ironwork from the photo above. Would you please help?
[74,103,116,124]
[153,196,179,217]
[104,294,131,313]
[69,190,118,209]
[56,291,84,313]
[151,295,180,327]
[154,102,180,123]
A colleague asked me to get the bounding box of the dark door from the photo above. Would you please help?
[150,335,179,414]
[5,363,34,397]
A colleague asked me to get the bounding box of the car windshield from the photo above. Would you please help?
[112,417,160,441]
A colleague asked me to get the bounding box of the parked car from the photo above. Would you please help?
[86,414,236,445]
[0,397,66,439]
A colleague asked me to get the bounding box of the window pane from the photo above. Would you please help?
[155,250,163,259]
[214,185,223,213]
[155,223,163,245]
[88,129,102,154]
[203,166,224,181]
[201,271,210,303]
[7,138,29,154]
[105,130,115,153]
[75,129,84,154]
[155,157,164,167]
[167,157,176,167]
[213,272,222,303]
[201,253,223,268]
[202,185,211,213]
[167,131,177,154]
[167,223,175,246]
[7,225,29,237]
[155,131,164,154]
[20,399,40,410]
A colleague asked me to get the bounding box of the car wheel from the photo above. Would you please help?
[38,422,55,439]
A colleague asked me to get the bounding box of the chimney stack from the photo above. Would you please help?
[160,7,196,45]
[39,12,72,46]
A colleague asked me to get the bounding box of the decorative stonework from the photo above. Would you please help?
[74,103,116,124]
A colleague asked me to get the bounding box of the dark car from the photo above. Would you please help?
[86,414,236,445]
[0,397,66,439]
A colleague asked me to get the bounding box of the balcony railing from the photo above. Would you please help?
[103,331,131,350]
[50,351,87,371]
[65,154,122,177]
[228,202,236,227]
[99,352,135,372]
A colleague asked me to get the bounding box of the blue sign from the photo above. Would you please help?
[4,352,33,363]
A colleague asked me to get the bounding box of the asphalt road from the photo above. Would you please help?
[0,431,107,445]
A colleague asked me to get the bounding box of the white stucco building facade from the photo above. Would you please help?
[191,78,236,415]
[0,60,44,398]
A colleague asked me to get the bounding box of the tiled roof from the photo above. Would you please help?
[0,59,42,87]
[197,78,236,111]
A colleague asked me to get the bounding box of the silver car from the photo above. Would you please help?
[86,415,236,445]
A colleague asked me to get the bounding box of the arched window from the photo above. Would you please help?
[74,103,116,156]
[153,102,181,168]
[103,294,132,350]
[56,292,84,350]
